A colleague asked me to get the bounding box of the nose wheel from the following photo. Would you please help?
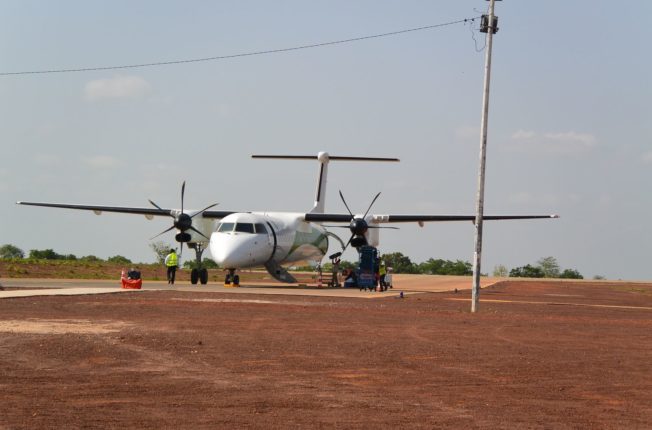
[188,243,209,285]
[224,268,240,287]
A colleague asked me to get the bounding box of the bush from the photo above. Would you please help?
[29,249,64,260]
[0,244,24,259]
[107,255,132,265]
[559,269,583,279]
[509,264,545,278]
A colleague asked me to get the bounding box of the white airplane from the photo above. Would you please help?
[17,152,558,285]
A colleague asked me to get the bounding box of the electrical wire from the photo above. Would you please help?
[468,18,486,52]
[0,17,478,76]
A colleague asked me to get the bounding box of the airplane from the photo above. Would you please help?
[17,152,558,285]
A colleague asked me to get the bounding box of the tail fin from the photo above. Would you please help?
[251,152,399,213]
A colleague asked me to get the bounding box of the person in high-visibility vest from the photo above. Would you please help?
[379,261,387,291]
[164,249,178,285]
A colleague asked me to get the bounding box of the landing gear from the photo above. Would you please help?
[224,269,240,287]
[188,243,209,285]
[190,268,209,285]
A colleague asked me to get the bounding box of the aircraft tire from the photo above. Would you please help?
[190,269,199,285]
[199,268,208,285]
[233,274,240,285]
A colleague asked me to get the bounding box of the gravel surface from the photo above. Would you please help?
[1,280,651,429]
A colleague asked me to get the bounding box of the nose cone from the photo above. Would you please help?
[210,232,270,268]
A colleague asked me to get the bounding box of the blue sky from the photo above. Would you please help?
[1,1,650,280]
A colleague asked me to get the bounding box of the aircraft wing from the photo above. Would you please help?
[304,213,559,223]
[16,201,234,219]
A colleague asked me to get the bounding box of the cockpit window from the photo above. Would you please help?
[235,223,255,233]
[254,223,268,234]
[217,222,234,232]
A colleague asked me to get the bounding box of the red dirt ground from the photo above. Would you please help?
[1,280,652,429]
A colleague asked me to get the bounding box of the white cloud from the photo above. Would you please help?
[81,155,122,169]
[543,131,596,147]
[511,130,536,140]
[84,75,151,101]
[508,130,597,155]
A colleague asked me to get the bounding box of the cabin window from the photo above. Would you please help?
[217,222,234,232]
[254,223,268,234]
[235,223,255,233]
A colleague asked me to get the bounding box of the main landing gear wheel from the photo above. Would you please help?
[190,268,208,285]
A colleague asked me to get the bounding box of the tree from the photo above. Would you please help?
[29,249,64,260]
[537,256,560,278]
[183,258,219,269]
[560,269,583,279]
[509,264,545,278]
[446,260,473,276]
[381,252,418,274]
[80,255,101,262]
[150,241,172,264]
[108,255,132,265]
[0,244,24,259]
[492,264,508,277]
[416,258,472,276]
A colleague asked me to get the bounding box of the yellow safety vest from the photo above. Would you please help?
[166,252,178,267]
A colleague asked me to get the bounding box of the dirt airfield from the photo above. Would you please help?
[1,276,652,429]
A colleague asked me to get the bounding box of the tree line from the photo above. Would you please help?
[0,243,132,265]
[0,242,217,270]
[1,243,585,279]
[493,256,584,279]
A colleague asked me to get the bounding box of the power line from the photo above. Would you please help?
[0,17,477,77]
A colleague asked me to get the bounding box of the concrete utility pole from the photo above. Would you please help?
[472,0,499,313]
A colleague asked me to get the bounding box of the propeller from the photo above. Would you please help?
[326,190,397,252]
[149,181,218,256]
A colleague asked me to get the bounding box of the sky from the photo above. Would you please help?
[1,1,650,280]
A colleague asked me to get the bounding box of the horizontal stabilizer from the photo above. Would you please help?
[252,155,399,162]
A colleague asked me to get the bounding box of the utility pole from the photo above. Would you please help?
[472,0,499,313]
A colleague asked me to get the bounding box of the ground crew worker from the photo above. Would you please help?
[379,261,387,291]
[164,248,178,285]
[329,252,342,287]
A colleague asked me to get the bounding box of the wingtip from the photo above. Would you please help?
[551,214,560,218]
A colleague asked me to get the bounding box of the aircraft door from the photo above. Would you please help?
[257,221,277,262]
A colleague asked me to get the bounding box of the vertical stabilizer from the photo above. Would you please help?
[310,152,330,214]
[251,152,399,214]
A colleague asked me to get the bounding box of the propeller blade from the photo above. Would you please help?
[342,234,354,252]
[190,203,219,219]
[179,242,184,259]
[322,225,352,228]
[189,225,211,240]
[362,192,381,219]
[148,199,173,217]
[367,225,399,230]
[338,190,354,218]
[180,181,186,213]
[150,225,176,240]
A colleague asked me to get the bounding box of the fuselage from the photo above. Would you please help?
[209,212,329,269]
